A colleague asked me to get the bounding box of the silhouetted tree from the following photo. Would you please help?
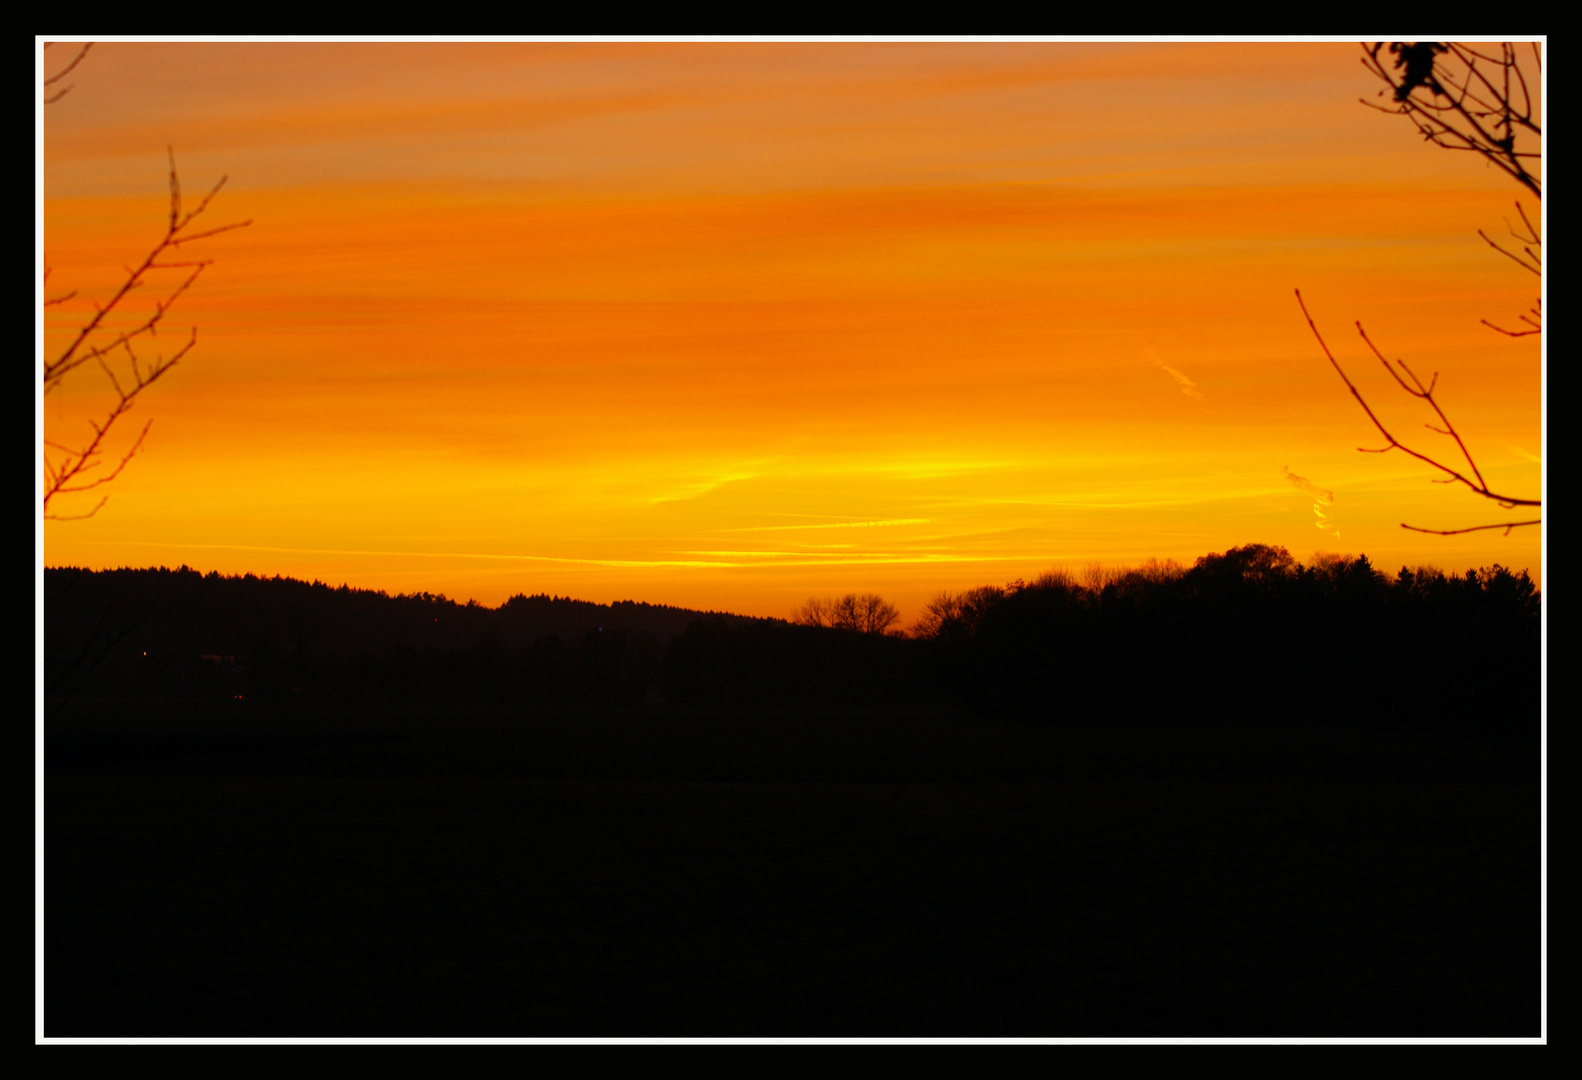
[839,593,902,635]
[1188,543,1297,591]
[792,597,836,628]
[1296,41,1541,537]
[911,586,1006,641]
[42,42,250,519]
[794,593,901,635]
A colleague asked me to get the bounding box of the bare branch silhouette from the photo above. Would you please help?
[1297,42,1542,537]
[43,147,251,518]
[794,593,901,635]
[43,42,93,104]
[1362,41,1544,340]
[1401,520,1541,536]
[1361,42,1541,200]
[1476,200,1542,337]
[1362,43,1543,341]
[1295,290,1539,535]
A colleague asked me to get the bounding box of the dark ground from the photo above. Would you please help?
[43,704,1541,1037]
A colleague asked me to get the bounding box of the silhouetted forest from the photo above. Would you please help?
[924,544,1539,730]
[43,544,1542,1037]
[45,566,761,711]
[45,543,1539,731]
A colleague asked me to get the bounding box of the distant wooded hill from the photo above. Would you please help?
[43,566,768,711]
[45,566,758,657]
[43,548,1540,731]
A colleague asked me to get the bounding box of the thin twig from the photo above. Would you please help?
[1353,323,1488,492]
[43,148,247,517]
[43,42,93,104]
[1294,290,1540,532]
[1401,520,1542,536]
[1360,42,1541,200]
[1479,229,1542,275]
[1482,307,1541,337]
[1474,199,1542,338]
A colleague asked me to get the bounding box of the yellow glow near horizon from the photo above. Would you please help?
[42,41,1542,622]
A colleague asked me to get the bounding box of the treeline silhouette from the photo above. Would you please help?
[45,544,1539,730]
[921,545,1539,730]
[44,567,759,710]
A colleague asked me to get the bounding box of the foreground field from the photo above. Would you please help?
[44,707,1539,1037]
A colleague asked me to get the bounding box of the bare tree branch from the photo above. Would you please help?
[43,146,250,517]
[1296,42,1543,537]
[43,42,93,104]
[1479,229,1541,276]
[794,593,901,635]
[1294,290,1540,532]
[1401,520,1542,536]
[1476,200,1542,336]
[1482,302,1541,338]
[1361,42,1541,200]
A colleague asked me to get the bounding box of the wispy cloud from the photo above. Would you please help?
[720,518,932,532]
[1159,364,1204,402]
[645,472,759,505]
[71,537,1032,571]
[76,539,740,569]
[1146,342,1203,401]
[1283,465,1338,536]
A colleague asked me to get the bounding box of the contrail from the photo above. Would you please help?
[1146,341,1203,401]
[1283,466,1339,536]
[1159,364,1204,402]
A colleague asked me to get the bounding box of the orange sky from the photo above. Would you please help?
[40,40,1543,621]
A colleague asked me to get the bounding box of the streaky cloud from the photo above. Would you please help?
[1147,341,1204,401]
[1283,465,1339,536]
[720,518,932,532]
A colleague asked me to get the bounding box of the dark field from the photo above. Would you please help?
[44,706,1540,1037]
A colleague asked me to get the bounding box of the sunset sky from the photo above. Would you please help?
[40,39,1544,621]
